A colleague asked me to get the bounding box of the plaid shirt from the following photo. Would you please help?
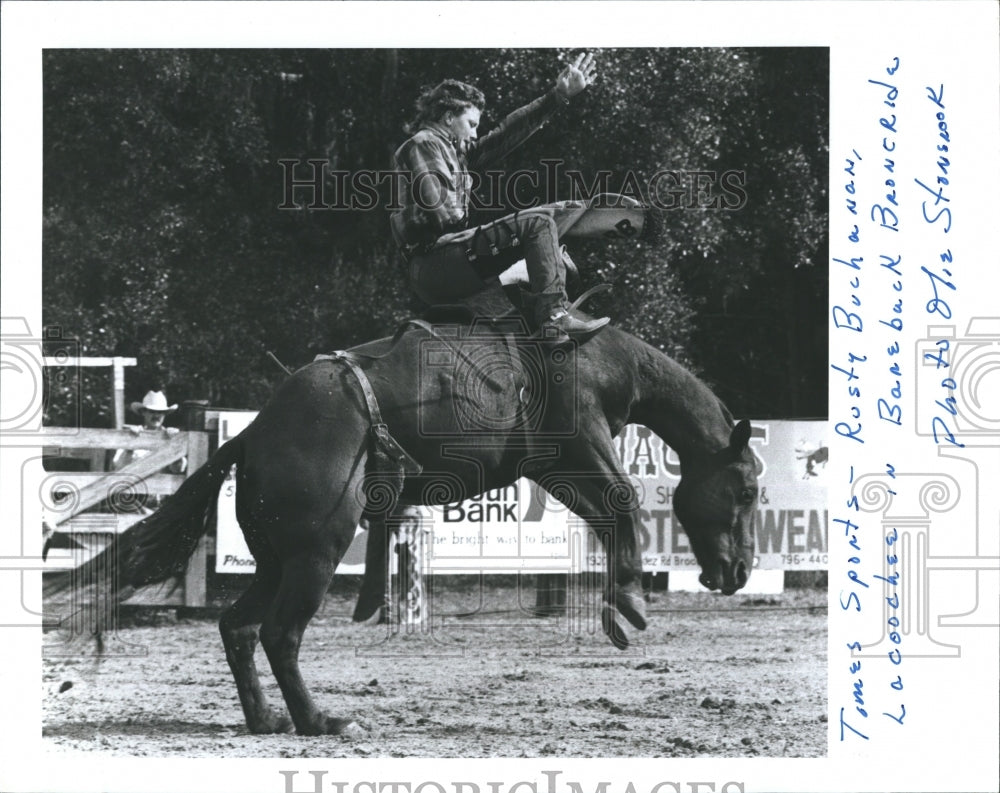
[391,89,567,249]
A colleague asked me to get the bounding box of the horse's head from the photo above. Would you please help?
[673,419,759,595]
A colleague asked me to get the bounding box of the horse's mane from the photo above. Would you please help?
[717,398,735,427]
[620,330,737,457]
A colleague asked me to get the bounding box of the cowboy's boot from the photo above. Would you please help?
[533,292,609,346]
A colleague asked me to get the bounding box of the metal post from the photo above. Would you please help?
[395,507,426,629]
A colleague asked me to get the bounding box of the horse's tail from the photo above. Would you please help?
[44,434,244,603]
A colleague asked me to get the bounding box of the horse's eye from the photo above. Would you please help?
[739,488,756,505]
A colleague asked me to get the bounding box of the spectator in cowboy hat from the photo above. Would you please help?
[44,390,188,558]
[128,390,178,431]
[112,390,187,476]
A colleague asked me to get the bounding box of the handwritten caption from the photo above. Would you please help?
[830,55,964,741]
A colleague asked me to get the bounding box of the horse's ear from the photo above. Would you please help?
[729,419,752,453]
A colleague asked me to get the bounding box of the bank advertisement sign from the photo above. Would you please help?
[216,414,828,573]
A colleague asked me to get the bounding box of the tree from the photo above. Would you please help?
[43,48,827,426]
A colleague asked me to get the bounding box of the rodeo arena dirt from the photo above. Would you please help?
[43,583,826,759]
[41,400,829,759]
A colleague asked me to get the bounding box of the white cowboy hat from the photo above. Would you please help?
[129,390,178,414]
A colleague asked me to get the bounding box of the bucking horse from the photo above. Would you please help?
[45,290,760,736]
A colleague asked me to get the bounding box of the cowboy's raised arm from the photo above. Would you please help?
[468,53,598,169]
[554,52,597,101]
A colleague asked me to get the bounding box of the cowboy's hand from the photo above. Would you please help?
[555,52,597,100]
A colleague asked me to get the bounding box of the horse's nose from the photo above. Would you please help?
[733,559,749,588]
[718,559,748,595]
[698,571,718,591]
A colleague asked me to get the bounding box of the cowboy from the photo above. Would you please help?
[43,391,187,557]
[391,52,655,344]
[112,390,187,476]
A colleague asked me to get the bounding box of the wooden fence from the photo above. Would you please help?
[41,426,210,607]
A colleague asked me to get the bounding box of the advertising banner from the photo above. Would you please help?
[214,411,256,574]
[424,420,829,572]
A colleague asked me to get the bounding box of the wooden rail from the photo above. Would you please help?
[42,426,210,607]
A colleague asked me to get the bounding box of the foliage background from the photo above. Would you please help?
[43,48,828,425]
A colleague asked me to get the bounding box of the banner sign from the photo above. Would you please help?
[425,420,829,572]
[215,412,256,573]
[216,414,828,573]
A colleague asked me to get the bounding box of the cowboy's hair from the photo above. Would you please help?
[406,79,485,133]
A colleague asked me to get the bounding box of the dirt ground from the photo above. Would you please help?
[42,582,827,758]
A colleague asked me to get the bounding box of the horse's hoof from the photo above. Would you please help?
[248,712,294,734]
[297,714,358,736]
[615,586,648,631]
[293,713,352,737]
[324,716,360,736]
[601,605,630,651]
